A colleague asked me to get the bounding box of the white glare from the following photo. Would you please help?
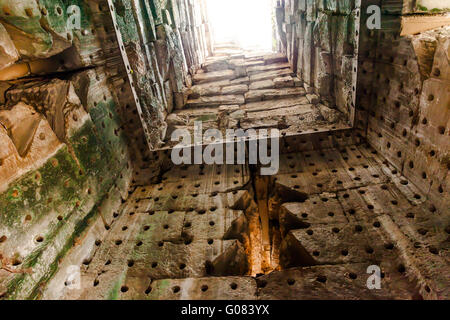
[206,0,274,51]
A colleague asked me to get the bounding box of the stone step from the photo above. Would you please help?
[192,76,250,91]
[244,87,306,103]
[249,68,294,82]
[249,76,297,90]
[189,84,249,98]
[263,53,288,65]
[193,69,236,84]
[247,62,291,75]
[241,96,310,112]
[186,94,245,108]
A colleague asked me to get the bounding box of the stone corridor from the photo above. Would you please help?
[0,1,448,301]
[163,45,346,148]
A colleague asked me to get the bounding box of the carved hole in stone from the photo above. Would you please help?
[257,279,267,288]
[433,68,440,77]
[429,247,439,255]
[12,259,22,266]
[201,285,208,292]
[316,276,327,283]
[120,286,128,293]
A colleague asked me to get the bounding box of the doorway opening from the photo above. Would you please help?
[206,0,274,52]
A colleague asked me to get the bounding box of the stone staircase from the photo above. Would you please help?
[164,46,347,148]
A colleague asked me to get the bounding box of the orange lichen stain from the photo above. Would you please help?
[0,254,32,274]
[11,190,19,198]
[51,158,59,167]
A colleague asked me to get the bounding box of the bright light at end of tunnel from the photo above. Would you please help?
[206,0,274,52]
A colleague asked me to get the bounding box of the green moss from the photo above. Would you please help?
[416,4,428,11]
[195,114,217,122]
[114,0,140,43]
[0,71,132,299]
[0,147,83,228]
[107,273,126,300]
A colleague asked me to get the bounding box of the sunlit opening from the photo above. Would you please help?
[206,0,274,52]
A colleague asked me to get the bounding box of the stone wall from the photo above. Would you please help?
[356,1,449,213]
[0,0,210,299]
[275,0,359,121]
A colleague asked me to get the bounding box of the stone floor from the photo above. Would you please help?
[48,143,448,300]
[164,46,347,148]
